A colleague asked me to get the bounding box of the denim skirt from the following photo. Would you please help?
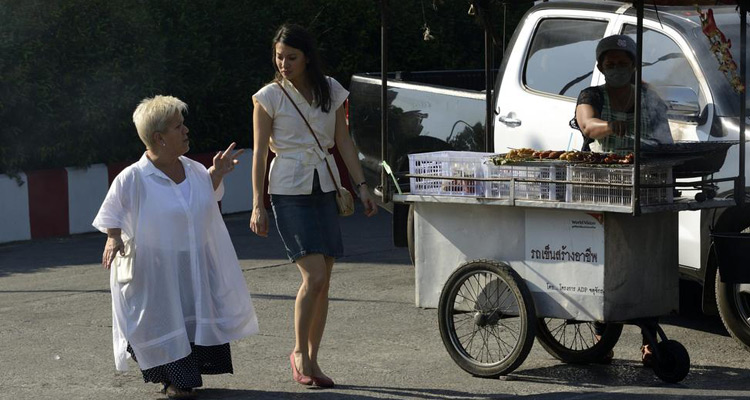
[270,174,344,262]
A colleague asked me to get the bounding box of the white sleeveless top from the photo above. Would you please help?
[252,77,349,195]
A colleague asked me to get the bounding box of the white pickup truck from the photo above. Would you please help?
[349,0,750,350]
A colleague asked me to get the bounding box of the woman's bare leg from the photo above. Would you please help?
[308,256,334,377]
[293,254,328,376]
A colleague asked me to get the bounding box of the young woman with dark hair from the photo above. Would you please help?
[250,23,378,388]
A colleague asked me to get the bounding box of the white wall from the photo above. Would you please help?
[0,173,31,243]
[221,149,253,214]
[67,164,109,234]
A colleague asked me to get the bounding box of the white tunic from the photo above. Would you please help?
[252,76,349,195]
[93,153,259,371]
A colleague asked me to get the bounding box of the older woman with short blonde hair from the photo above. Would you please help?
[132,95,189,148]
[94,95,258,399]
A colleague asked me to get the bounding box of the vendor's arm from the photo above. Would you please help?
[334,105,377,217]
[102,228,124,269]
[576,103,627,140]
[250,97,272,236]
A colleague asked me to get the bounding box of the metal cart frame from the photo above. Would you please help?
[396,193,688,381]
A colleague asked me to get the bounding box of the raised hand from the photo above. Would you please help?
[213,142,245,177]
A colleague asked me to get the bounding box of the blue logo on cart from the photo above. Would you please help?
[572,220,597,229]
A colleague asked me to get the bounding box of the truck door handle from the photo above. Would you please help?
[498,112,522,127]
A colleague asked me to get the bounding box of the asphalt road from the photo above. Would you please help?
[1,205,749,400]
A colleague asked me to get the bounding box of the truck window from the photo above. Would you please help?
[524,19,607,98]
[621,25,701,98]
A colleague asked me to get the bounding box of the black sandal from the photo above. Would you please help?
[641,344,654,368]
[594,335,615,364]
[160,382,195,399]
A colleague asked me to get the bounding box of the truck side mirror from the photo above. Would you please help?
[654,86,701,123]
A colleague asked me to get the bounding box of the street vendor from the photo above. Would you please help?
[574,34,674,366]
[573,34,673,153]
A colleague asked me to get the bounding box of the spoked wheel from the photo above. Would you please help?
[438,260,535,377]
[652,339,690,383]
[536,319,623,364]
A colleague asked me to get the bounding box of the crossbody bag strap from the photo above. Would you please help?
[275,81,343,195]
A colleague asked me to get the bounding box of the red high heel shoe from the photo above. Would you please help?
[290,353,313,385]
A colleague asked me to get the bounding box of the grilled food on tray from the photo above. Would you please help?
[491,150,633,165]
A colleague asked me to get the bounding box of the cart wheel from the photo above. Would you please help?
[653,339,690,383]
[536,319,623,364]
[438,260,535,378]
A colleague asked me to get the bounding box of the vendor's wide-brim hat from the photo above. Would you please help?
[596,34,637,63]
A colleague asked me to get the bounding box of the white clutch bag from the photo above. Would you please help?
[113,239,134,284]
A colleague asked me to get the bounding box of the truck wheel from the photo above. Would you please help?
[716,271,750,352]
[438,260,536,377]
[407,204,415,265]
[536,319,622,364]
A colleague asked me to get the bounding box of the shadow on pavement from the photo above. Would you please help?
[341,385,513,399]
[658,280,728,337]
[0,288,109,294]
[198,388,380,399]
[228,206,410,266]
[516,391,750,399]
[0,204,408,277]
[199,386,512,400]
[510,360,750,392]
[197,374,750,400]
[0,232,104,276]
[251,292,411,306]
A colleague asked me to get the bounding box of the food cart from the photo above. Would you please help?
[375,0,747,385]
[395,147,737,383]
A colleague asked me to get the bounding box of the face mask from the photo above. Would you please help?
[603,67,632,87]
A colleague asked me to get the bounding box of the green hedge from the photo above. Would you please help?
[0,0,530,175]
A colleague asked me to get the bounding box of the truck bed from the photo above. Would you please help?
[349,70,492,208]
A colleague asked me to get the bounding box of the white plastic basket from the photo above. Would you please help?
[565,165,673,206]
[408,151,493,197]
[483,163,565,201]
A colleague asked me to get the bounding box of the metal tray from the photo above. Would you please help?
[639,141,737,178]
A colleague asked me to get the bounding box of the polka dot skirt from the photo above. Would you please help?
[127,343,233,389]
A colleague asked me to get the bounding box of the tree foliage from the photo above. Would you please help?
[0,0,530,174]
